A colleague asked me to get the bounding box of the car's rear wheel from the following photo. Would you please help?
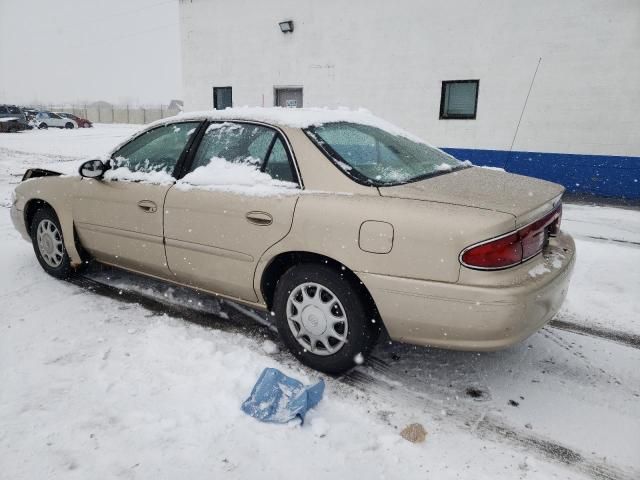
[65,122,74,129]
[273,264,378,374]
[30,207,73,279]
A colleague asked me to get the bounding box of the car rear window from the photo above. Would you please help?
[305,122,465,186]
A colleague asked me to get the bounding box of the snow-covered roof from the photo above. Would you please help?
[151,107,427,144]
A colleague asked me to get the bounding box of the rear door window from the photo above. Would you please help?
[188,122,296,184]
[191,122,275,171]
[264,138,295,182]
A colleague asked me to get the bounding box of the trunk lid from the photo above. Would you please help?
[378,167,564,226]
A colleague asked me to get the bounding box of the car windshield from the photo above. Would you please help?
[305,122,467,186]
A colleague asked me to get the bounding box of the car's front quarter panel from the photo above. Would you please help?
[12,176,83,266]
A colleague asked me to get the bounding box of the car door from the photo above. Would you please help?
[73,121,202,277]
[46,112,62,127]
[163,121,300,302]
[36,112,48,125]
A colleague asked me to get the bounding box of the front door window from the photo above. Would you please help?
[112,122,200,176]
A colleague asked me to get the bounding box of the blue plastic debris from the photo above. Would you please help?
[241,368,325,424]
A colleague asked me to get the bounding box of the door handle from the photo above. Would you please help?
[137,200,157,213]
[245,211,273,226]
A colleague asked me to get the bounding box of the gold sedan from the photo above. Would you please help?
[11,109,575,373]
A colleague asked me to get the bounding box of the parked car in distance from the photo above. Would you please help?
[0,104,28,128]
[22,108,40,123]
[0,117,27,133]
[10,108,575,373]
[35,111,78,129]
[56,112,92,128]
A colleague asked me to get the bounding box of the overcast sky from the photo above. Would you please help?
[0,0,181,106]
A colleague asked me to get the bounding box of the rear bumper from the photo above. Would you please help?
[358,232,576,351]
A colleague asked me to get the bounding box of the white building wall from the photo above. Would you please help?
[180,0,640,157]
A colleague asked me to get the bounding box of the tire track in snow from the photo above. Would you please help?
[570,232,640,249]
[72,267,638,480]
[342,357,637,480]
[549,319,640,350]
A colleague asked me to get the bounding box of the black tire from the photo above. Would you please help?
[65,122,74,129]
[30,206,73,279]
[39,122,48,129]
[273,264,379,374]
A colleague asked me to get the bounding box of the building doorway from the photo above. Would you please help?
[274,87,303,108]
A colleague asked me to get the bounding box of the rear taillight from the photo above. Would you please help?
[460,204,562,270]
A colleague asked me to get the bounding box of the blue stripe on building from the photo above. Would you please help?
[441,148,640,200]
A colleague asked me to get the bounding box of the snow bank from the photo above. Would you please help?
[0,123,140,158]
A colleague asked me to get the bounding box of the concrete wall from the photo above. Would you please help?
[179,0,640,198]
[34,105,182,125]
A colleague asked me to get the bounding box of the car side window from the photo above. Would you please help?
[0,106,7,114]
[112,122,200,174]
[190,122,276,171]
[264,138,295,182]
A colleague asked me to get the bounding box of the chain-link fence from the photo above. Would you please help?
[26,104,182,125]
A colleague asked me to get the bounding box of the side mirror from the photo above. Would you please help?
[79,159,109,179]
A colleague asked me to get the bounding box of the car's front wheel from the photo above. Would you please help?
[38,122,48,129]
[30,206,73,279]
[273,264,379,374]
[65,122,74,129]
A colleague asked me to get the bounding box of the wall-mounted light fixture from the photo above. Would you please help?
[279,20,294,33]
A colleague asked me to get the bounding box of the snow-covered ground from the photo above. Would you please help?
[1,126,639,479]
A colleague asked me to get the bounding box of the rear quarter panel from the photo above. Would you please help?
[254,192,516,300]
